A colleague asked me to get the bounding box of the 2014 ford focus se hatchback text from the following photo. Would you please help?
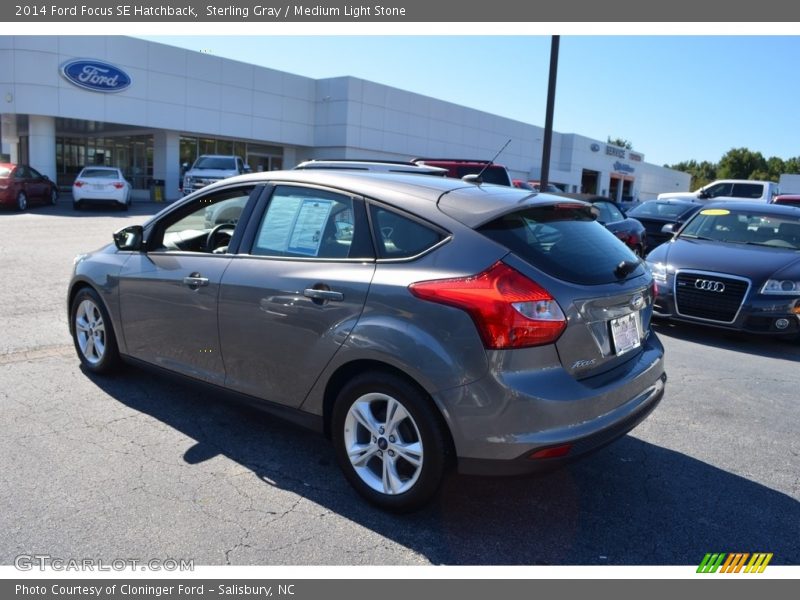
[68,171,666,511]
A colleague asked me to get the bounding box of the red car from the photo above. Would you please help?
[411,158,512,186]
[0,163,59,211]
[772,194,800,208]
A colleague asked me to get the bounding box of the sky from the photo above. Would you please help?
[138,35,800,167]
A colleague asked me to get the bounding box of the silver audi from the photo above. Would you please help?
[68,170,666,511]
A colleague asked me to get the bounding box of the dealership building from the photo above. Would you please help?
[0,35,689,202]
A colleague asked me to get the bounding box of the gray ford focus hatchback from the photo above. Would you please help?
[68,171,666,511]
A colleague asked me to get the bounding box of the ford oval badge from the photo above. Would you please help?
[61,59,131,93]
[590,143,600,152]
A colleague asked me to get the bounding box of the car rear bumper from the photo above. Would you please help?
[434,333,666,474]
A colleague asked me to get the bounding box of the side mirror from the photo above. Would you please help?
[113,225,144,251]
[661,223,676,236]
[698,190,710,199]
[243,164,252,173]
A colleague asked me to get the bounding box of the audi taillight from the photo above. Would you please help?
[409,261,566,349]
[73,180,85,188]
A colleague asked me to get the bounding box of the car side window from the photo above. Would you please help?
[253,186,363,259]
[28,167,43,179]
[594,202,613,223]
[369,205,444,259]
[604,202,625,222]
[14,166,29,179]
[732,183,764,199]
[705,183,732,198]
[153,187,253,253]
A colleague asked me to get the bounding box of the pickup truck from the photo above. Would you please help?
[182,155,250,196]
[657,179,778,203]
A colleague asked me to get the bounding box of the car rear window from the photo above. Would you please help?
[80,169,119,179]
[478,205,644,285]
[629,202,694,219]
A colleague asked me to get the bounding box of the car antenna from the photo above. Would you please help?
[463,138,512,185]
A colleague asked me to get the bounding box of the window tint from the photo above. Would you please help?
[14,166,29,179]
[29,167,43,179]
[732,183,764,199]
[629,202,694,219]
[705,183,732,198]
[253,186,360,259]
[479,206,643,285]
[594,201,623,223]
[370,206,444,259]
[80,168,120,179]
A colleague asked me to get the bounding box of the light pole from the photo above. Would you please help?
[540,35,559,190]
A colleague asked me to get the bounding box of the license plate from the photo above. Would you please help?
[92,184,105,190]
[610,312,642,356]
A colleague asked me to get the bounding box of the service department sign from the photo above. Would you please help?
[60,59,131,93]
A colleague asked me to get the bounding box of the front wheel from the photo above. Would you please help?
[332,372,450,512]
[17,191,27,211]
[50,188,59,205]
[70,287,121,374]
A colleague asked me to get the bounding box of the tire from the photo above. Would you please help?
[50,188,59,205]
[17,191,27,211]
[120,201,129,212]
[73,200,82,211]
[70,287,121,374]
[331,371,450,512]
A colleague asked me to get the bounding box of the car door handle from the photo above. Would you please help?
[303,288,344,302]
[183,273,209,289]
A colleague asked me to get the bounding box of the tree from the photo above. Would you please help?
[717,147,768,180]
[607,136,633,150]
[667,159,716,190]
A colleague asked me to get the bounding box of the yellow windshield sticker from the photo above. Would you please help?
[700,209,730,216]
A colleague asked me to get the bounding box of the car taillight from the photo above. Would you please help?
[113,182,124,189]
[74,180,85,188]
[409,261,566,349]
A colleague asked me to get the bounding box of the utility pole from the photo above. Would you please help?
[540,35,559,190]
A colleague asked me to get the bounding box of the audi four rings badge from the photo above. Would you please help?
[694,279,725,292]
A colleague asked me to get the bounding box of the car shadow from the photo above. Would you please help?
[83,365,800,565]
[653,319,800,362]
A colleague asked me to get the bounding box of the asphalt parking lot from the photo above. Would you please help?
[1,199,798,566]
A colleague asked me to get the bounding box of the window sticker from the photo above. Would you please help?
[287,199,334,256]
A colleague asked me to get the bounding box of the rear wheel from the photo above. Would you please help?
[73,200,82,211]
[50,188,59,205]
[332,372,449,512]
[70,287,121,374]
[17,191,27,211]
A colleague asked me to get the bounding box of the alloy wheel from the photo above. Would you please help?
[343,393,424,495]
[74,299,107,366]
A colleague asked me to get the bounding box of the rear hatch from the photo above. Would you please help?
[473,202,654,379]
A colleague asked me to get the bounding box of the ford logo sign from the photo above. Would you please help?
[61,59,131,93]
[590,143,600,152]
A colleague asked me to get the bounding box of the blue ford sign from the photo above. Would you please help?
[61,59,131,93]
